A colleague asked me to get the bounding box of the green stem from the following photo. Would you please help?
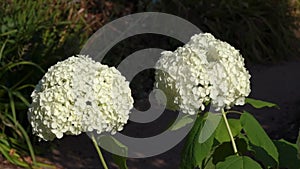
[226,110,243,115]
[91,134,109,169]
[221,109,238,155]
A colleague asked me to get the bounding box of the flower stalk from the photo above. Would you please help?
[92,134,109,169]
[221,109,238,155]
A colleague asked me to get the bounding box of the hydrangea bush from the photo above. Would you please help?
[155,33,300,169]
[28,55,133,141]
[27,33,300,169]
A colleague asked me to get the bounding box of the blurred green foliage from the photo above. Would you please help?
[144,0,300,63]
[0,0,89,167]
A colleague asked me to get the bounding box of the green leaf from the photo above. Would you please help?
[273,139,300,169]
[199,112,221,143]
[250,145,277,168]
[215,118,242,143]
[216,155,262,169]
[97,135,128,169]
[0,39,8,62]
[204,156,216,169]
[240,112,279,163]
[112,154,128,169]
[97,135,128,157]
[12,91,30,107]
[180,114,215,169]
[212,138,249,165]
[5,114,36,164]
[195,131,215,167]
[297,130,300,160]
[170,115,194,131]
[180,115,203,169]
[245,98,278,109]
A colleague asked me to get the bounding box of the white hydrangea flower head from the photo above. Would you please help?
[155,33,251,114]
[28,55,133,141]
[155,47,211,115]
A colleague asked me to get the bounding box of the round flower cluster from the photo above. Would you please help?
[28,55,133,141]
[155,33,251,114]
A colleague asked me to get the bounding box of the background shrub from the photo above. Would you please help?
[142,0,300,63]
[0,0,88,167]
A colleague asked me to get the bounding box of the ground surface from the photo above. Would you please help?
[1,59,300,169]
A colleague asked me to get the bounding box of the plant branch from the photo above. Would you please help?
[221,109,238,155]
[91,134,109,169]
[226,110,243,115]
